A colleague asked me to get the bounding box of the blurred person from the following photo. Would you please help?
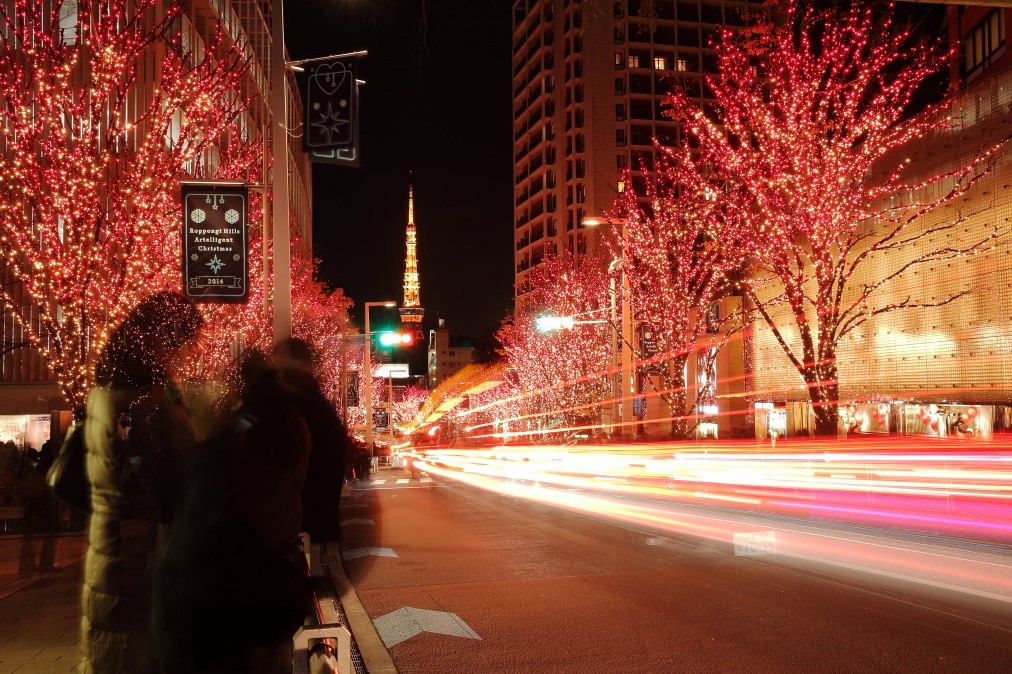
[80,291,203,674]
[273,337,349,543]
[153,349,313,674]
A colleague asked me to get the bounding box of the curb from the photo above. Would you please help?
[327,553,398,674]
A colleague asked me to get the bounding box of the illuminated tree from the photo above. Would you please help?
[614,144,747,437]
[496,250,612,440]
[391,384,428,429]
[291,245,352,402]
[0,1,251,406]
[667,1,1008,435]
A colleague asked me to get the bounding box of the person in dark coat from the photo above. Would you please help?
[273,337,349,543]
[152,349,313,674]
[80,291,203,674]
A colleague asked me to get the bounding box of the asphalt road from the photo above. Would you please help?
[341,472,1012,674]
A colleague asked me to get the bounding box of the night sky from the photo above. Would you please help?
[285,1,516,344]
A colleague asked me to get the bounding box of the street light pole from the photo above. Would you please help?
[585,217,634,439]
[363,301,396,464]
[271,0,291,344]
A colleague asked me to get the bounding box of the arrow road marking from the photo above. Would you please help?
[374,607,481,648]
[342,547,398,560]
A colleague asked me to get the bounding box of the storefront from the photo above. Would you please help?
[0,414,51,451]
[0,382,68,450]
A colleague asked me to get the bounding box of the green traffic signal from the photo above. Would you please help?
[377,331,414,347]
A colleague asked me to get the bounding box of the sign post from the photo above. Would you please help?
[182,183,249,304]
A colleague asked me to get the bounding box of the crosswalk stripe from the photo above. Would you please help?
[396,479,409,484]
[372,479,386,485]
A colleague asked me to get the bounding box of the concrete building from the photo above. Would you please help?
[511,0,760,298]
[428,320,477,389]
[0,0,312,447]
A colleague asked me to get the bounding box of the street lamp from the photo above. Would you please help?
[583,216,634,439]
[363,301,397,465]
[270,4,366,344]
[271,1,291,344]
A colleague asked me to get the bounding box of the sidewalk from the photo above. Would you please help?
[0,533,85,673]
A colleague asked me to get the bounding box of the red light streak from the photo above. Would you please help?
[413,438,1012,601]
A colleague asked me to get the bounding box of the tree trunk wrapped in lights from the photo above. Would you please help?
[666,1,1009,435]
[613,144,747,438]
[496,250,613,441]
[0,0,252,407]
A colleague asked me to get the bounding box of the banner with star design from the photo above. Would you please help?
[182,183,249,304]
[304,59,360,167]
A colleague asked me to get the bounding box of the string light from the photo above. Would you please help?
[663,1,1009,435]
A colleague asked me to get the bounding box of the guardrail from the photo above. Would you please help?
[294,533,353,674]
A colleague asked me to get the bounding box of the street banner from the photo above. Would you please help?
[304,59,360,167]
[182,183,248,304]
[705,302,720,334]
[347,373,360,407]
[640,324,661,374]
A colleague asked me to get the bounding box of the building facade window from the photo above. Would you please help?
[627,54,640,68]
[616,128,627,146]
[615,77,625,94]
[654,56,667,70]
[965,9,1006,80]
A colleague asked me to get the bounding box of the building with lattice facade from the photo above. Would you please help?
[0,0,312,448]
[748,5,1012,440]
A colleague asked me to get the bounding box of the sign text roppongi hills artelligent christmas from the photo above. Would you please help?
[182,183,249,304]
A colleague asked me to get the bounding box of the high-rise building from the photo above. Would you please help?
[399,184,425,336]
[511,0,759,302]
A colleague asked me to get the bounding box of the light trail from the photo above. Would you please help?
[410,438,1012,602]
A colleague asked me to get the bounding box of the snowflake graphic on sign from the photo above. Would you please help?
[224,209,240,224]
[206,255,225,274]
[190,208,206,223]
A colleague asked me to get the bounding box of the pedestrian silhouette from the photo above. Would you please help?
[152,348,313,673]
[274,337,350,543]
[80,291,203,674]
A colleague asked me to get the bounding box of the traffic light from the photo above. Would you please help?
[377,331,414,347]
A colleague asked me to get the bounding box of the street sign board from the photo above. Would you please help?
[182,183,248,304]
[304,59,360,167]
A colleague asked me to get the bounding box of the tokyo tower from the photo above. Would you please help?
[399,183,424,335]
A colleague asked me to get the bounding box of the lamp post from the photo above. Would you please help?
[363,301,396,464]
[271,0,291,344]
[269,3,366,344]
[583,217,634,439]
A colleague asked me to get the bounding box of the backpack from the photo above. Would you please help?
[46,423,90,513]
